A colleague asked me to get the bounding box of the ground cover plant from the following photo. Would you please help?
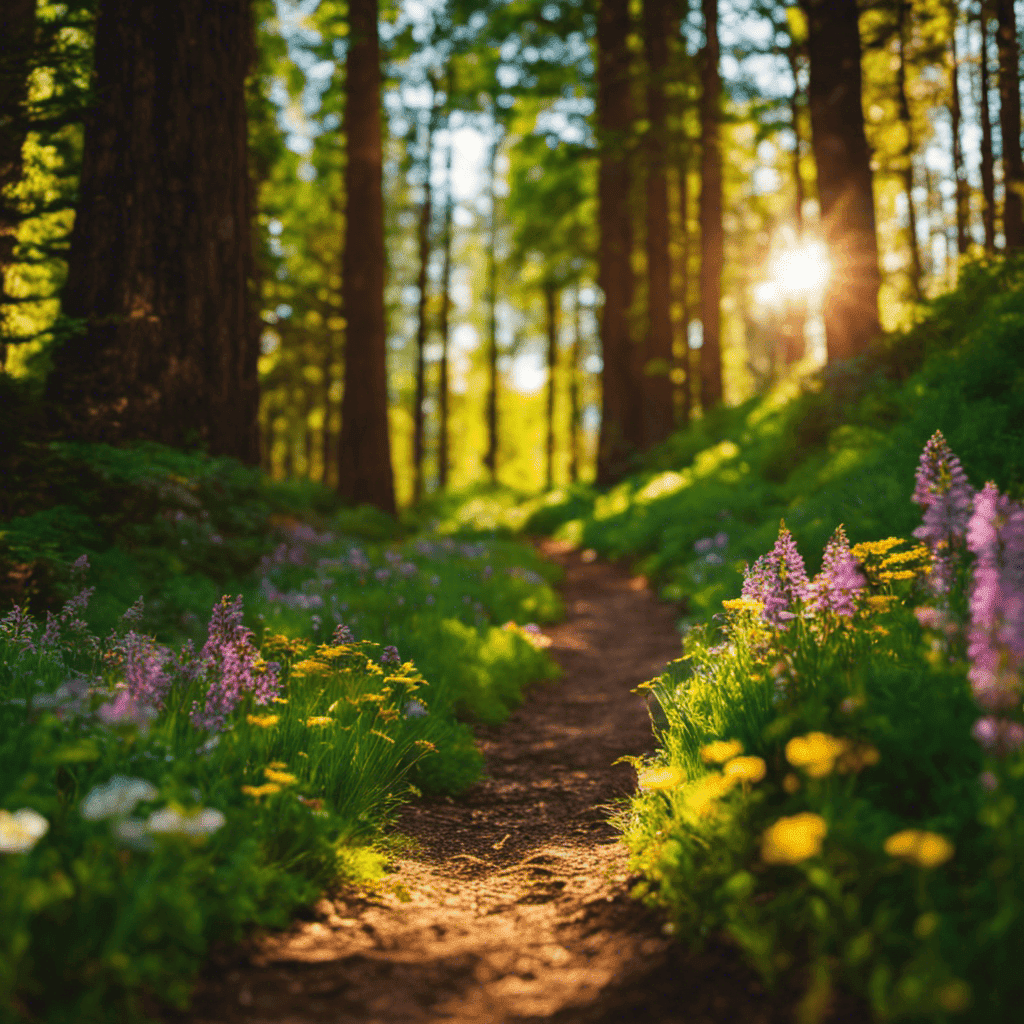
[622,433,1024,1021]
[0,443,563,1022]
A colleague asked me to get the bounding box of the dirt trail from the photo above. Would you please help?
[178,541,784,1024]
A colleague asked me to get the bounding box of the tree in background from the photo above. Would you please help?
[698,0,724,413]
[337,0,395,513]
[596,0,639,485]
[978,0,996,252]
[46,0,260,461]
[994,0,1022,250]
[800,0,880,363]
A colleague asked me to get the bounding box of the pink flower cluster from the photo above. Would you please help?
[807,526,866,619]
[912,430,975,594]
[189,596,281,732]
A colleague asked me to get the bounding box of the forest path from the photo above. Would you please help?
[178,540,780,1024]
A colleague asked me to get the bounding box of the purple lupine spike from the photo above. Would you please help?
[966,483,1024,712]
[808,526,865,619]
[116,631,173,710]
[381,645,401,667]
[912,431,975,594]
[741,523,810,627]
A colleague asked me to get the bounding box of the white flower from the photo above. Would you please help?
[111,818,156,851]
[0,808,49,853]
[146,807,226,838]
[81,776,159,820]
[403,699,428,719]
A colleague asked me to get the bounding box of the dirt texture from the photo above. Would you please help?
[175,541,858,1024]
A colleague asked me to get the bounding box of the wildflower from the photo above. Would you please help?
[306,715,333,727]
[761,812,827,864]
[0,809,49,854]
[147,807,225,839]
[247,713,279,728]
[912,431,974,595]
[380,645,401,667]
[403,699,428,719]
[264,767,298,785]
[741,523,810,627]
[785,732,849,777]
[971,717,1024,756]
[333,622,355,644]
[884,829,954,868]
[685,773,737,815]
[723,756,767,784]
[81,777,158,820]
[721,598,763,614]
[913,605,946,630]
[807,526,865,619]
[637,765,684,791]
[700,739,744,764]
[966,483,1024,711]
[97,690,158,732]
[241,783,281,798]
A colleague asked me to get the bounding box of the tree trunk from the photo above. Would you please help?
[412,109,435,503]
[321,344,333,487]
[784,41,808,365]
[483,130,501,483]
[896,1,923,302]
[437,122,454,492]
[0,0,35,371]
[596,0,638,485]
[337,0,395,513]
[544,284,559,490]
[949,2,969,256]
[47,0,260,461]
[698,0,724,411]
[800,0,880,363]
[569,287,581,484]
[995,0,1023,249]
[642,0,674,447]
[675,162,692,426]
[978,1,996,252]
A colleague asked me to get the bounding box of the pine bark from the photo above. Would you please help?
[437,129,454,491]
[995,0,1023,250]
[642,0,675,447]
[799,0,881,363]
[698,0,724,411]
[412,112,435,503]
[596,0,638,485]
[978,2,996,252]
[895,1,923,302]
[544,285,559,490]
[337,0,395,512]
[47,0,260,461]
[948,3,969,256]
[0,0,35,370]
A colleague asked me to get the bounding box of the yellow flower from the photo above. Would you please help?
[700,739,744,764]
[864,595,897,614]
[268,761,287,770]
[723,756,767,784]
[879,569,917,583]
[685,773,738,816]
[785,732,849,777]
[884,829,955,868]
[761,813,828,864]
[306,716,333,727]
[851,537,905,560]
[264,768,298,786]
[291,658,330,679]
[722,598,763,614]
[637,765,684,791]
[241,783,282,798]
[247,714,279,728]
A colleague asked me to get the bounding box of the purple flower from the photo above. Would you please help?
[912,431,974,594]
[807,526,865,619]
[98,690,158,732]
[966,482,1024,711]
[0,605,39,654]
[189,596,281,732]
[381,645,401,667]
[113,631,173,709]
[741,523,810,627]
[333,622,354,644]
[972,716,1024,756]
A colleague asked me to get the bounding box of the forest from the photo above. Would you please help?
[1,0,1024,1021]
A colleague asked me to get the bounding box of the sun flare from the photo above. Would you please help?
[754,240,831,308]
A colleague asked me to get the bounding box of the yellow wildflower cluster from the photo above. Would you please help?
[850,537,906,560]
[723,756,767,784]
[685,773,738,816]
[264,767,298,785]
[701,739,744,764]
[316,644,350,659]
[864,595,897,614]
[880,546,930,569]
[241,783,281,798]
[762,812,828,864]
[246,713,279,728]
[261,633,308,658]
[721,598,764,614]
[306,716,333,728]
[290,658,331,680]
[786,732,879,778]
[884,829,955,868]
[637,765,685,791]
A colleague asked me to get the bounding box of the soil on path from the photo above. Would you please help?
[177,541,797,1024]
